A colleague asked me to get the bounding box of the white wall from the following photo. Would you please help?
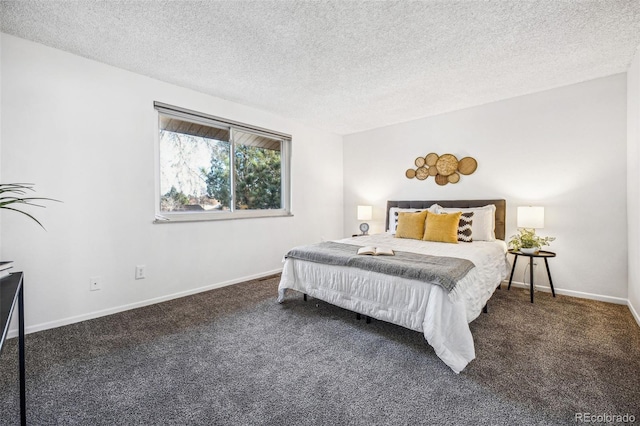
[0,34,344,332]
[344,74,628,302]
[628,46,640,324]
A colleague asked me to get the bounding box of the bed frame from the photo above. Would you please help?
[385,199,506,241]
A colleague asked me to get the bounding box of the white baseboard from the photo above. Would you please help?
[7,273,635,339]
[503,280,628,305]
[628,300,640,327]
[6,268,283,339]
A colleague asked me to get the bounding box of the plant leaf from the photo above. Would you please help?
[0,183,61,230]
[1,205,46,229]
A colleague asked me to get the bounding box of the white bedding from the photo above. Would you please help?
[277,233,510,373]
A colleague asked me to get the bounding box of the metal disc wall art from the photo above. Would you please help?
[405,153,477,185]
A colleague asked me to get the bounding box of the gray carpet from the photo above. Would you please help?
[0,275,638,425]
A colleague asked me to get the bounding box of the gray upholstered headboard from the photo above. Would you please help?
[385,199,506,241]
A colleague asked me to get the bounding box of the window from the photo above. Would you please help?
[155,102,291,222]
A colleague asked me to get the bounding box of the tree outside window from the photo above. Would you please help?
[158,112,286,215]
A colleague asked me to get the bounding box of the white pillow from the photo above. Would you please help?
[388,205,438,234]
[436,204,496,241]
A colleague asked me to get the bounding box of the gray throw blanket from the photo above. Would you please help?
[285,241,475,293]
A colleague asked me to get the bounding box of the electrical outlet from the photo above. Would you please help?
[135,265,146,280]
[89,276,102,291]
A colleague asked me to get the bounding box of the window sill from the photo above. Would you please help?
[153,210,293,224]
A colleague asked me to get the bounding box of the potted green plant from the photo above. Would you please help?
[0,183,60,229]
[508,228,555,254]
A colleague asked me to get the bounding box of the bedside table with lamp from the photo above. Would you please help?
[507,206,556,303]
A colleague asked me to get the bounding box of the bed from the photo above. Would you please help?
[277,199,509,373]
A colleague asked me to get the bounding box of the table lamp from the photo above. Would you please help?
[357,205,372,235]
[517,206,545,254]
[517,206,544,230]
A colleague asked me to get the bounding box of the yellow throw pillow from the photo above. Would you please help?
[395,210,429,240]
[423,211,461,243]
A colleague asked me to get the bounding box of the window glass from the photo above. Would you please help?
[159,116,230,212]
[232,130,282,210]
[155,103,291,221]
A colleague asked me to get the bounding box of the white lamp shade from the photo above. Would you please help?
[517,206,544,229]
[357,205,372,221]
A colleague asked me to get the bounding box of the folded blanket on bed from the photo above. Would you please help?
[285,241,474,293]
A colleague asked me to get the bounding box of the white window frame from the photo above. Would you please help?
[153,102,292,223]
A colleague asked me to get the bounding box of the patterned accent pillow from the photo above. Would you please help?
[458,212,474,242]
[437,204,495,241]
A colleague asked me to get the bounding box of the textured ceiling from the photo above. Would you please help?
[1,1,640,135]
